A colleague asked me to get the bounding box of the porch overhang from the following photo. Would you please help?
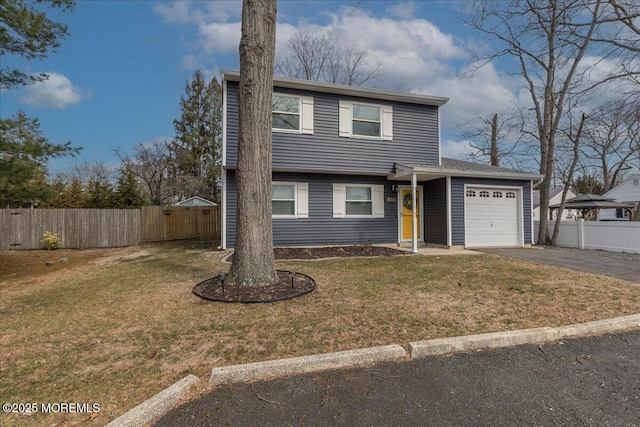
[388,162,544,182]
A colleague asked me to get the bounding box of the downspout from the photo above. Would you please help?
[221,77,228,249]
[412,173,418,253]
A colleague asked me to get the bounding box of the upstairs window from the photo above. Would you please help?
[272,95,299,131]
[272,94,314,134]
[352,104,381,137]
[339,101,393,140]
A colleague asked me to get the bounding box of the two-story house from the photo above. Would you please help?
[221,71,543,250]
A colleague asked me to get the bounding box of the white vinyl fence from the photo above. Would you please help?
[534,220,640,254]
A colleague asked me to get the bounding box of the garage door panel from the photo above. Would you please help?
[465,187,520,248]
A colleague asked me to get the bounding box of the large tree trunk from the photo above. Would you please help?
[226,0,278,288]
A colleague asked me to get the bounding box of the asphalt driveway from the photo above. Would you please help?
[479,246,640,283]
[154,331,640,427]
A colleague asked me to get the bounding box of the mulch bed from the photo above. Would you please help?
[227,245,408,262]
[193,270,316,303]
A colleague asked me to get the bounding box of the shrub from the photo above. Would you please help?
[42,231,60,250]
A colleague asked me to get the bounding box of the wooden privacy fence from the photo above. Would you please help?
[0,206,220,250]
[0,209,141,250]
[140,206,220,243]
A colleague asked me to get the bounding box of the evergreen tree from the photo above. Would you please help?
[39,178,87,208]
[170,70,222,202]
[0,0,75,89]
[85,176,114,208]
[113,169,146,208]
[573,175,605,196]
[0,110,80,207]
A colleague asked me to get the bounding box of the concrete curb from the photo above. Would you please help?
[105,374,199,427]
[209,344,407,385]
[409,314,640,358]
[106,314,640,425]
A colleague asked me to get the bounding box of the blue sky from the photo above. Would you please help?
[2,0,524,175]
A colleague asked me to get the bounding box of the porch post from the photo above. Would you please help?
[412,173,418,253]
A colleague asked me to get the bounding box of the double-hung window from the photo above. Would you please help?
[272,95,300,131]
[272,183,296,217]
[272,181,309,219]
[345,186,373,215]
[339,101,393,140]
[352,104,381,137]
[272,93,314,134]
[332,183,385,218]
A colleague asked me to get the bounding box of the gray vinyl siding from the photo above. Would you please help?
[225,81,440,174]
[424,178,447,245]
[225,170,398,247]
[451,177,532,246]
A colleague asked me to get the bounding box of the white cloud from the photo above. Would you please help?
[441,139,473,159]
[424,62,522,130]
[386,1,420,19]
[198,21,242,53]
[154,1,240,24]
[153,1,206,24]
[19,72,91,109]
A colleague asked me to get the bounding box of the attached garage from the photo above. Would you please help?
[464,186,521,247]
[391,159,542,250]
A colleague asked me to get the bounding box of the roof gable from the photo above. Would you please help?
[602,174,640,201]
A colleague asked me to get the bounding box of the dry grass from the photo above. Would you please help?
[1,242,639,426]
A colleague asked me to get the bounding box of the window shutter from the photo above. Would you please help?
[339,101,351,137]
[382,105,393,141]
[373,185,385,218]
[332,183,345,218]
[297,182,309,218]
[301,97,314,134]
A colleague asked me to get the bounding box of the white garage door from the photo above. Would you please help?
[465,188,520,247]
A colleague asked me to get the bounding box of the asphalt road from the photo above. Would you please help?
[479,246,640,283]
[154,330,640,427]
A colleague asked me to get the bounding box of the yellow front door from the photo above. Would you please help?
[401,189,421,240]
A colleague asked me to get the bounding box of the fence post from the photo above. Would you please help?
[577,219,584,249]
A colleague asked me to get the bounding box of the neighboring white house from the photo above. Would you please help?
[600,174,640,221]
[533,187,578,220]
[175,196,217,207]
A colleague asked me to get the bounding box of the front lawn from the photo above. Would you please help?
[1,242,639,426]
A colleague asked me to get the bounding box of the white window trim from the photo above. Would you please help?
[333,183,385,218]
[272,93,313,134]
[272,181,309,219]
[339,100,392,141]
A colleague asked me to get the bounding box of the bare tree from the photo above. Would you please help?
[226,0,278,288]
[552,111,586,245]
[276,29,384,86]
[580,99,640,191]
[115,139,174,206]
[463,0,637,245]
[458,109,527,168]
